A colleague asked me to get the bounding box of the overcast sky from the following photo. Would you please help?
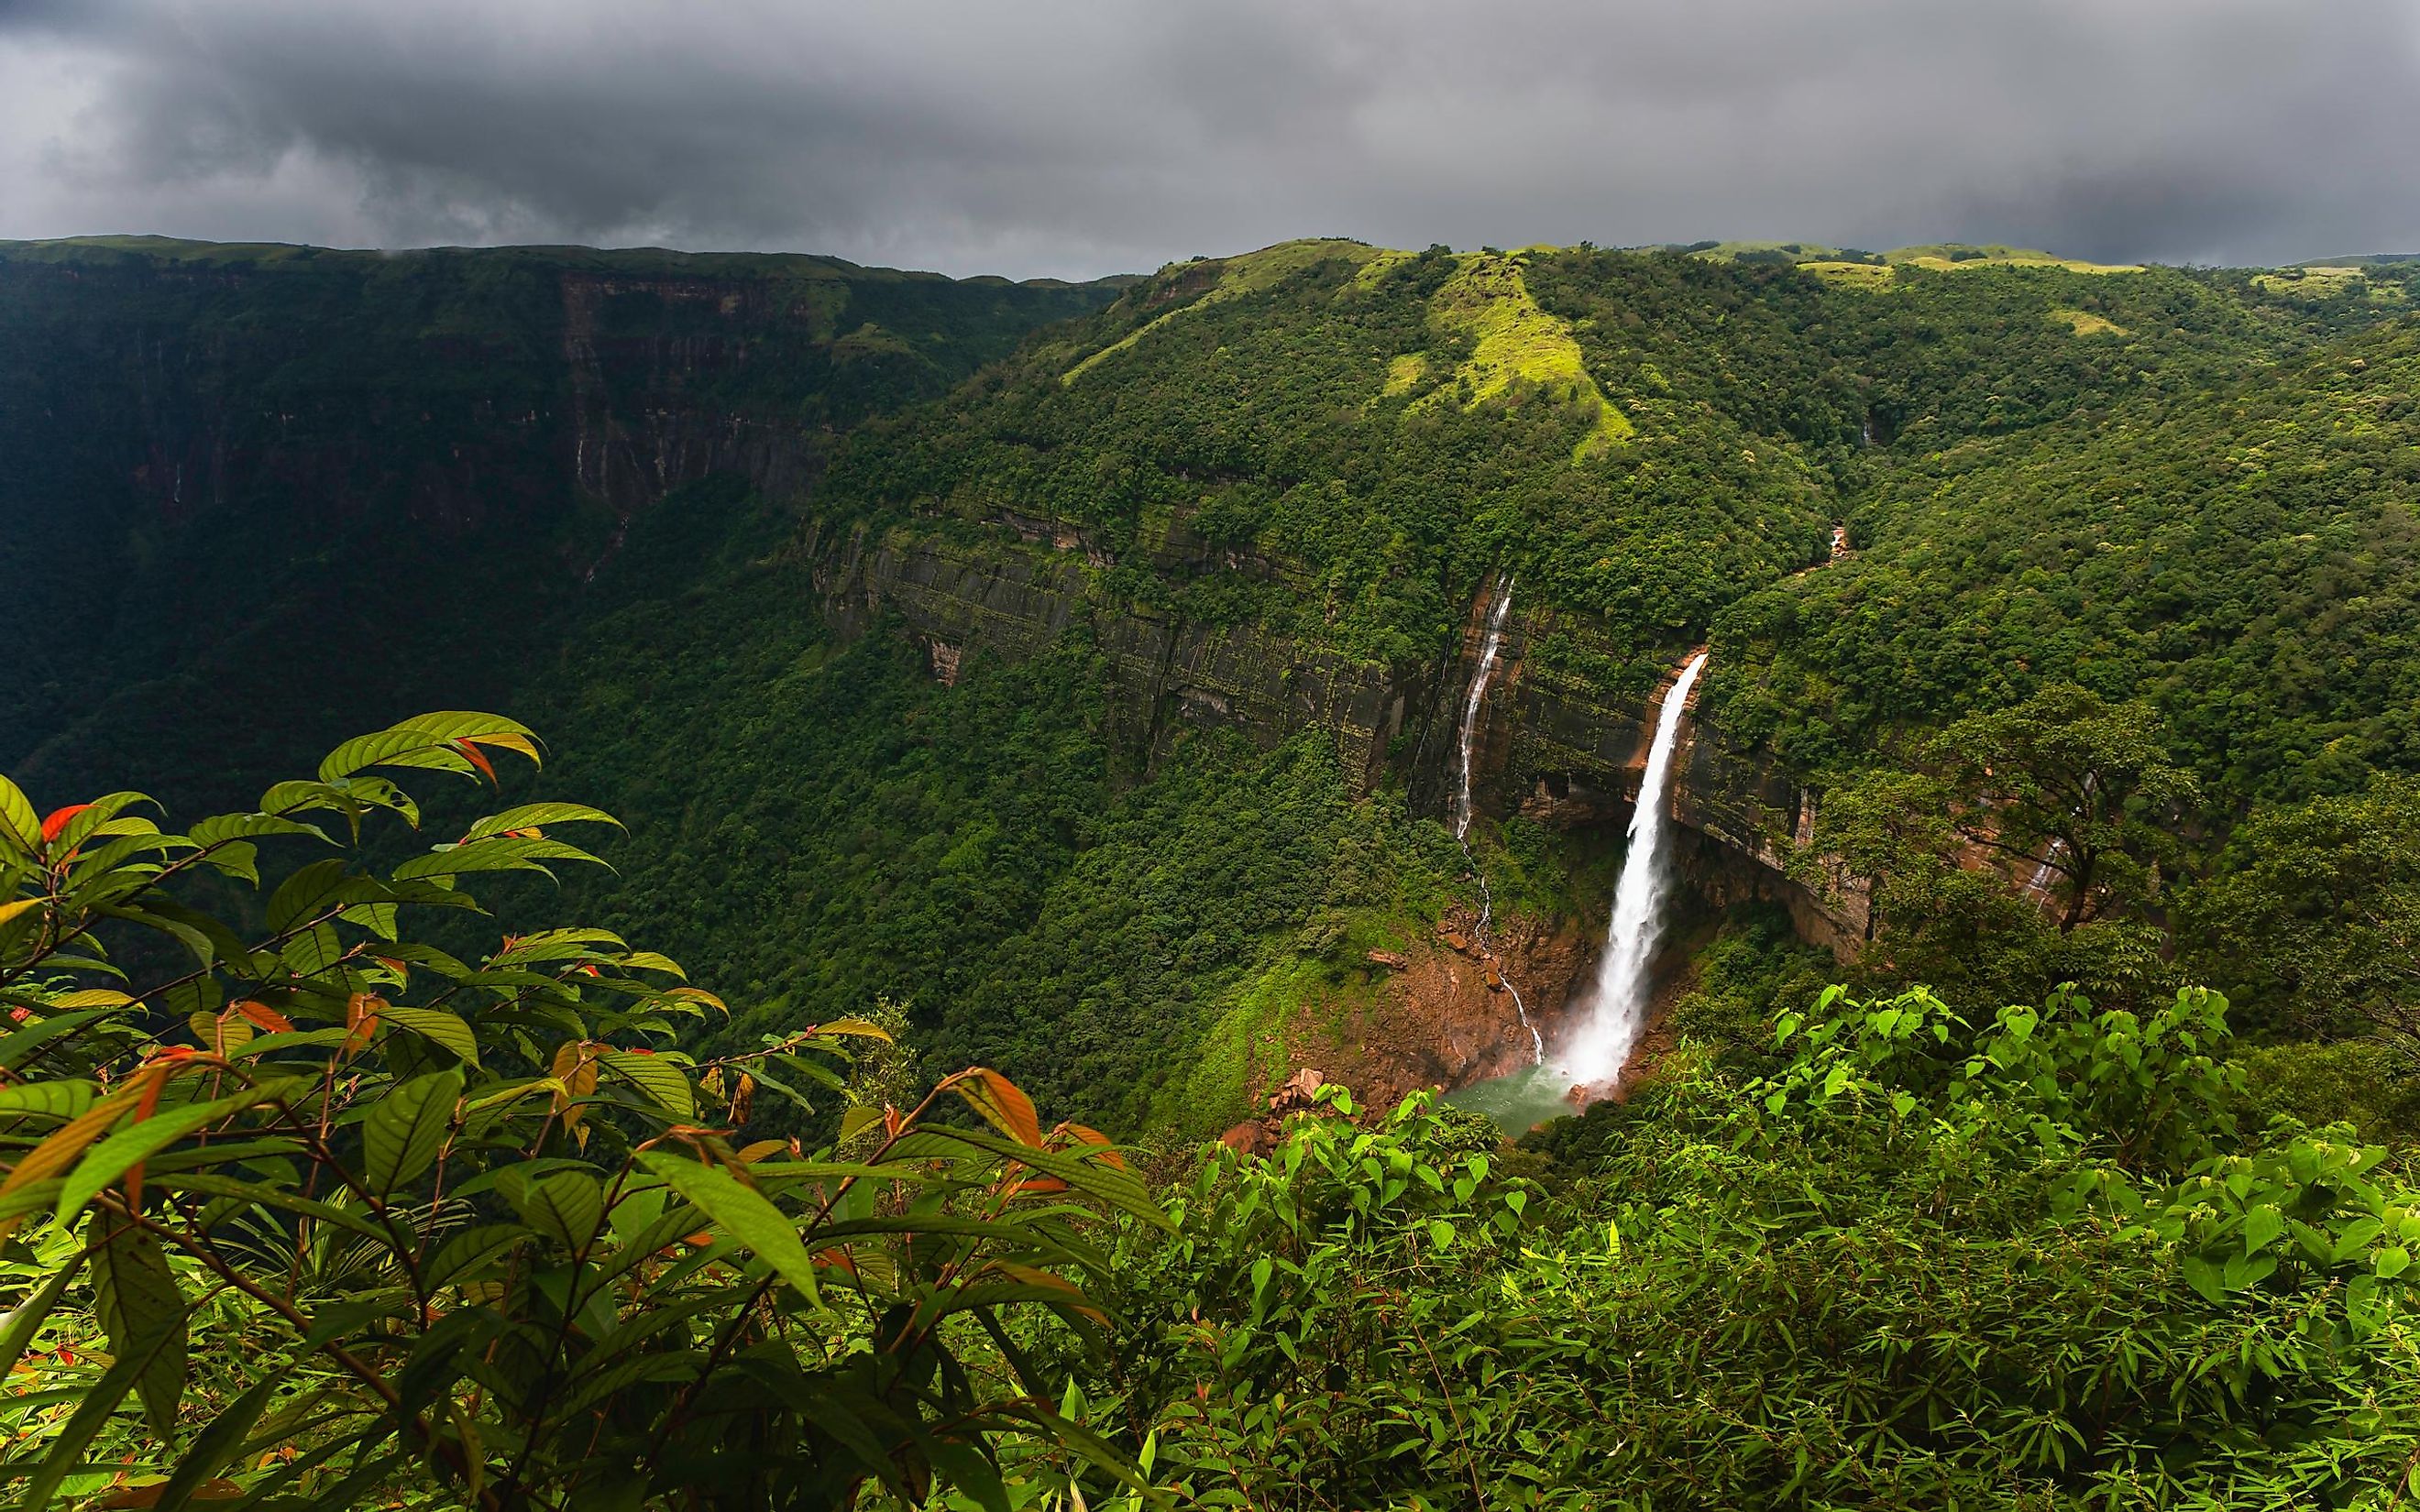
[3,0,2415,279]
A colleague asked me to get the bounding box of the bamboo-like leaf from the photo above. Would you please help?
[0,1252,85,1382]
[92,1212,189,1434]
[148,1373,280,1511]
[16,1316,187,1512]
[639,1153,824,1307]
[363,1068,463,1196]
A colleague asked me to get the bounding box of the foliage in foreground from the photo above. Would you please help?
[1071,985,2420,1509]
[0,715,1159,1511]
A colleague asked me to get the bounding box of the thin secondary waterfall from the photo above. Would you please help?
[1453,574,1517,841]
[1450,574,1543,1065]
[1562,650,1709,1085]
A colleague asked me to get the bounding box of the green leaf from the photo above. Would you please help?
[0,773,39,858]
[2241,1204,2286,1256]
[0,1252,85,1383]
[363,1068,463,1196]
[426,1223,534,1289]
[923,1127,1173,1232]
[57,1090,266,1226]
[379,1004,480,1068]
[639,1153,824,1307]
[16,1314,187,1512]
[0,1079,100,1121]
[391,835,607,883]
[91,1213,189,1436]
[461,802,624,842]
[601,1049,695,1119]
[2376,1244,2411,1280]
[499,1167,606,1251]
[150,1373,280,1511]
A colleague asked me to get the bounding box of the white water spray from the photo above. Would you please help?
[1562,651,1708,1085]
[1449,574,1542,1065]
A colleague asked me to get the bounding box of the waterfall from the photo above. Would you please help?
[1562,651,1709,1085]
[1452,574,1517,841]
[1449,574,1542,1064]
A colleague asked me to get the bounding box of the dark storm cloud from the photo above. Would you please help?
[3,0,2415,277]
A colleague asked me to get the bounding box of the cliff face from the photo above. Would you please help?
[809,519,1868,956]
[0,239,1121,783]
[814,522,1418,789]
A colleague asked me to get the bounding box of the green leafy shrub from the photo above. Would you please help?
[0,715,1162,1510]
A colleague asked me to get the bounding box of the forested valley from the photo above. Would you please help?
[6,234,2420,1507]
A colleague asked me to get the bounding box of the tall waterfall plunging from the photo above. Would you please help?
[1561,651,1709,1085]
[1449,574,1542,1065]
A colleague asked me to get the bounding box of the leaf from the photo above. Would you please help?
[639,1153,824,1307]
[392,835,607,882]
[379,1003,480,1067]
[231,1000,295,1035]
[929,1126,1173,1232]
[92,1212,189,1435]
[317,713,539,783]
[364,1068,464,1197]
[57,1090,263,1226]
[188,1010,255,1057]
[461,802,624,842]
[0,1252,85,1383]
[951,1068,1042,1145]
[0,1010,116,1072]
[16,1314,187,1512]
[601,1048,695,1119]
[2241,1205,2286,1256]
[0,895,41,930]
[2180,1254,2226,1304]
[0,773,40,857]
[148,1373,279,1511]
[815,1017,895,1043]
[0,1082,137,1240]
[498,1167,606,1250]
[426,1223,534,1289]
[2376,1244,2411,1280]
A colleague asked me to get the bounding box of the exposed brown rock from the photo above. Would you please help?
[1364,949,1410,971]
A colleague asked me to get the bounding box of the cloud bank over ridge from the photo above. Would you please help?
[3,0,2415,279]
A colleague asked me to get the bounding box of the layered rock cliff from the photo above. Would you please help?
[807,515,1868,959]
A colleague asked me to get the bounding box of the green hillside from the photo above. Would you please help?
[12,236,2420,1508]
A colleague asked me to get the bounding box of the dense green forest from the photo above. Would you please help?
[7,234,2420,1506]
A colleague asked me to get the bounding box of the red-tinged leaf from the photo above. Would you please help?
[453,739,498,783]
[232,1001,294,1035]
[344,992,383,1052]
[950,1068,1042,1146]
[39,805,92,845]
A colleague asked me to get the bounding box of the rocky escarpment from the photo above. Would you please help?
[813,521,1422,788]
[809,518,1869,957]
